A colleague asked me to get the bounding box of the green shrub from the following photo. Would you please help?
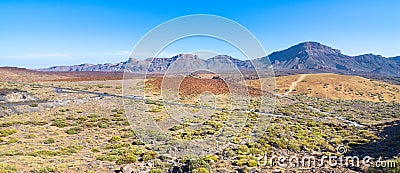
[65,127,83,135]
[25,134,36,139]
[169,124,188,131]
[88,114,100,118]
[142,151,158,161]
[193,167,209,173]
[149,168,162,173]
[60,145,83,154]
[104,143,130,149]
[6,137,18,144]
[146,108,162,113]
[0,121,23,127]
[204,155,218,163]
[248,159,257,167]
[117,109,125,114]
[43,138,55,144]
[0,129,17,137]
[29,150,59,157]
[82,122,95,128]
[0,163,17,172]
[108,136,122,143]
[111,117,126,121]
[235,158,247,166]
[96,155,118,161]
[36,166,56,173]
[91,147,100,153]
[307,121,317,127]
[59,109,70,112]
[96,121,110,128]
[121,132,135,138]
[25,121,47,126]
[249,148,263,155]
[111,113,121,117]
[77,116,88,121]
[238,145,249,155]
[29,103,38,107]
[116,153,137,164]
[51,119,70,128]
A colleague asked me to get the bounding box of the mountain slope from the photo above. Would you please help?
[390,56,400,64]
[265,41,343,69]
[261,42,400,76]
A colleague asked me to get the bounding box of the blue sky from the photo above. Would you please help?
[1,0,399,68]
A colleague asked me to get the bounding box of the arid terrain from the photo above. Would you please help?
[0,67,399,172]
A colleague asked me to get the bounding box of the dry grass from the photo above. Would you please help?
[0,69,399,172]
[272,73,400,102]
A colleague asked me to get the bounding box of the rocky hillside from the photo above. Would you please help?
[38,42,400,76]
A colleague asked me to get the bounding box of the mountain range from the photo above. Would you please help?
[39,42,400,77]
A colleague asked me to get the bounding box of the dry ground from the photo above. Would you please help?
[246,73,400,103]
[0,68,399,172]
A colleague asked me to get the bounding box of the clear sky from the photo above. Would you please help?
[1,0,399,68]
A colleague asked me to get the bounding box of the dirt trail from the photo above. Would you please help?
[284,74,307,96]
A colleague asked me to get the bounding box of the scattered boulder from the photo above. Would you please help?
[0,89,36,102]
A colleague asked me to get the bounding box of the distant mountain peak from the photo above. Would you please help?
[127,57,138,62]
[172,54,199,60]
[295,41,341,54]
[211,55,233,59]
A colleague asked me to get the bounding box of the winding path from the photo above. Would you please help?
[284,74,307,96]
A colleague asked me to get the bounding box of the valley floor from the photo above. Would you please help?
[0,72,399,172]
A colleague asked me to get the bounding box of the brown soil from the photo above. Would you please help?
[273,73,400,102]
[0,67,126,82]
[147,76,263,96]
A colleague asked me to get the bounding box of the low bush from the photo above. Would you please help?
[96,154,118,161]
[141,151,158,161]
[0,129,17,137]
[0,163,17,172]
[51,119,70,128]
[65,127,83,135]
[29,150,59,157]
[108,136,122,143]
[248,159,257,167]
[29,103,38,107]
[6,137,18,144]
[88,114,100,118]
[43,138,55,144]
[60,145,83,154]
[116,153,137,164]
[91,147,100,153]
[36,166,56,173]
[149,169,162,173]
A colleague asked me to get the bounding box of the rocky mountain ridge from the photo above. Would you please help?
[38,42,400,76]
